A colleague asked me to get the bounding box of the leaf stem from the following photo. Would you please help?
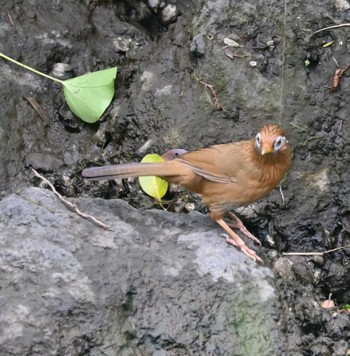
[282,243,350,257]
[0,52,64,84]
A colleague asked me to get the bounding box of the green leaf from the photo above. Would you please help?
[62,67,117,123]
[139,154,169,201]
[0,53,117,123]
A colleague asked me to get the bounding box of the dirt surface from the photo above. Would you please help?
[1,0,350,354]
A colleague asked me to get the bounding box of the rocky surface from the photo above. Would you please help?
[0,187,281,355]
[1,0,350,354]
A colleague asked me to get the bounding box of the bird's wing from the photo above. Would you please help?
[177,160,237,183]
[176,142,250,184]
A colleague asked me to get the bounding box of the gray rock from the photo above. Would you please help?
[0,187,282,355]
[161,4,177,23]
[190,34,206,57]
[25,152,63,172]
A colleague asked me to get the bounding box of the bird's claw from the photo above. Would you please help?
[225,237,263,263]
[227,222,262,246]
[226,212,262,246]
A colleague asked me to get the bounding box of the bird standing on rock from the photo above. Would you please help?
[82,125,291,262]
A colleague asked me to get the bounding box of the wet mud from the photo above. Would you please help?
[1,0,350,354]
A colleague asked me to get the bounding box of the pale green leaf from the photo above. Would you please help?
[0,53,117,124]
[62,67,117,123]
[139,154,169,201]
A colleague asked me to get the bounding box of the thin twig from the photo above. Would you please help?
[7,13,14,27]
[225,51,248,59]
[330,64,350,91]
[193,72,223,110]
[282,244,350,257]
[279,185,285,204]
[24,96,51,126]
[32,168,109,229]
[312,23,350,36]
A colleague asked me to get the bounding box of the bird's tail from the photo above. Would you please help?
[82,161,182,181]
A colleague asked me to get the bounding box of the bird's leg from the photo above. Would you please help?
[225,212,261,246]
[216,219,263,263]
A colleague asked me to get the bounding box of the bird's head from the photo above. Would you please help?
[255,125,289,156]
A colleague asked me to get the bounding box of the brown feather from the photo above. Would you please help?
[82,125,291,262]
[82,160,195,181]
[83,125,291,212]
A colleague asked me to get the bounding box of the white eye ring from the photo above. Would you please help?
[255,133,262,148]
[273,136,286,151]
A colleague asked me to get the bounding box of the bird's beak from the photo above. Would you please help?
[261,143,273,155]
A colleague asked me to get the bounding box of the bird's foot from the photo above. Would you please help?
[226,212,261,246]
[225,237,263,263]
[216,218,263,263]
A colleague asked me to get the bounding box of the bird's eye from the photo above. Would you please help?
[255,133,262,148]
[273,136,286,151]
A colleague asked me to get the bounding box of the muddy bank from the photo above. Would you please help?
[1,0,350,354]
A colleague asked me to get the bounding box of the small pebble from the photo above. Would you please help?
[265,234,275,247]
[190,34,206,57]
[140,70,155,90]
[274,257,294,280]
[137,139,154,156]
[224,38,240,47]
[184,202,195,212]
[113,37,132,52]
[148,0,159,9]
[52,63,72,78]
[162,4,177,23]
[335,0,350,11]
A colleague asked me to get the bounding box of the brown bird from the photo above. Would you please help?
[82,125,291,262]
